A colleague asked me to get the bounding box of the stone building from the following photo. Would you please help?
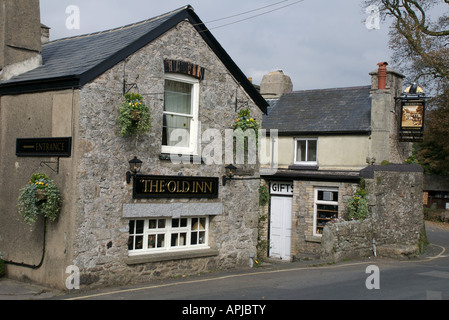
[0,2,268,289]
[260,63,421,261]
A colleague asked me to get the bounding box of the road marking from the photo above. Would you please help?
[65,244,447,300]
[418,271,449,280]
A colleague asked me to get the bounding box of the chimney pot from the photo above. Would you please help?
[377,62,388,90]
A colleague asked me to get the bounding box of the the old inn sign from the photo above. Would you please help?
[134,175,219,199]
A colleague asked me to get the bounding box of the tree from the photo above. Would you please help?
[365,1,449,175]
[365,0,448,92]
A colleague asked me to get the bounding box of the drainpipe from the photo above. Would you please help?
[4,218,47,270]
[377,62,388,90]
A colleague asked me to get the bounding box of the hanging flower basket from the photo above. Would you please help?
[17,173,62,225]
[118,92,151,137]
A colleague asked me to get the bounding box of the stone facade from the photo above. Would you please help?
[73,21,263,288]
[291,180,358,258]
[321,164,426,262]
[0,13,264,289]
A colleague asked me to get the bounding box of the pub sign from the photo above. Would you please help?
[133,175,219,199]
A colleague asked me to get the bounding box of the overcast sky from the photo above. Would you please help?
[40,0,395,90]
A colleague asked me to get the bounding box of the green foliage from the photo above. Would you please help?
[346,181,369,221]
[233,109,261,133]
[17,173,62,225]
[118,92,152,137]
[258,185,270,206]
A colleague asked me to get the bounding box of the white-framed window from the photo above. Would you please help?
[294,138,317,165]
[128,216,209,255]
[314,188,338,236]
[162,74,199,155]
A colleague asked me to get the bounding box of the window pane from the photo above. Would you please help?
[135,220,144,234]
[296,140,306,162]
[172,219,179,228]
[129,220,135,234]
[162,114,191,147]
[148,235,156,248]
[128,236,134,250]
[191,232,198,245]
[149,220,157,229]
[307,140,317,162]
[199,231,206,244]
[180,218,188,227]
[157,234,165,248]
[135,236,143,250]
[171,234,178,247]
[199,218,206,230]
[164,80,192,115]
[192,218,199,230]
[158,219,166,229]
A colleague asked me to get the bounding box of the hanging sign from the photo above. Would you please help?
[401,100,425,131]
[16,137,72,157]
[133,175,219,199]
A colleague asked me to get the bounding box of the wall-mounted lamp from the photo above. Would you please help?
[222,164,237,186]
[222,164,260,186]
[126,156,143,184]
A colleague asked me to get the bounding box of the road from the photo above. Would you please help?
[58,221,449,303]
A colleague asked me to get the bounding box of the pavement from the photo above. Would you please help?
[0,277,62,300]
[1,220,447,300]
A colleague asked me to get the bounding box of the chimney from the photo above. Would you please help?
[260,70,293,99]
[0,0,42,80]
[377,62,388,90]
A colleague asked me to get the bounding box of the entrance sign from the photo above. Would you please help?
[16,137,72,157]
[134,175,219,199]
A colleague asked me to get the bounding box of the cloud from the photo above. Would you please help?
[40,0,394,90]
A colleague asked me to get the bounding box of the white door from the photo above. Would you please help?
[269,196,293,261]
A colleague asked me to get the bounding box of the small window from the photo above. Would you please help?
[295,138,317,165]
[314,188,338,236]
[162,74,199,155]
[128,216,209,255]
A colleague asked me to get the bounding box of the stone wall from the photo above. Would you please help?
[73,21,263,288]
[292,180,357,258]
[321,164,426,262]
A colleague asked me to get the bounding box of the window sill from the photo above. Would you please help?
[159,153,204,164]
[125,248,219,265]
[305,235,322,243]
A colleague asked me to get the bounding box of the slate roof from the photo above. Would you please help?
[0,6,268,113]
[263,85,372,135]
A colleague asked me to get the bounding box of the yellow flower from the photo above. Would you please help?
[250,118,254,121]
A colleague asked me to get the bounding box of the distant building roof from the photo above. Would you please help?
[263,85,372,135]
[0,6,268,113]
